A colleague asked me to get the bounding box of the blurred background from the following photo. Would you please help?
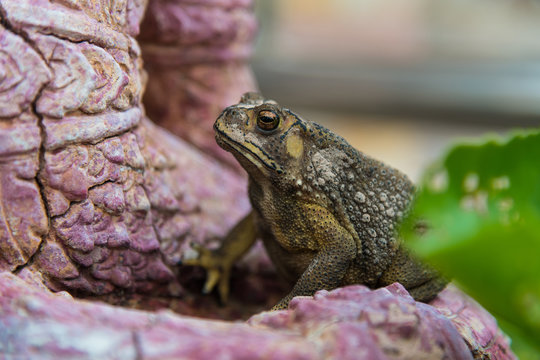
[252,0,540,180]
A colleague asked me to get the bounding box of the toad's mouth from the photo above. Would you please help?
[214,127,284,175]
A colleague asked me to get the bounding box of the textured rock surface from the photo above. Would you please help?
[0,0,251,299]
[0,272,515,359]
[139,0,258,168]
[431,286,516,359]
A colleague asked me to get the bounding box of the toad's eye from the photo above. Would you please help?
[257,110,280,132]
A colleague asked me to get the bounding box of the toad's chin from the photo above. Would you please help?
[214,131,283,175]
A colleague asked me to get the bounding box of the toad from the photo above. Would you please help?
[184,93,446,310]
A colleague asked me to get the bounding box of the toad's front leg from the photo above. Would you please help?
[271,207,357,310]
[182,211,257,304]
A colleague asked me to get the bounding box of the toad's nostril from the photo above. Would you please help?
[226,108,248,124]
[219,106,235,118]
[229,109,242,117]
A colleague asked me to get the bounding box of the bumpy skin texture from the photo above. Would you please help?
[186,93,447,310]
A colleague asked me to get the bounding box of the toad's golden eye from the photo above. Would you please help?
[257,110,280,131]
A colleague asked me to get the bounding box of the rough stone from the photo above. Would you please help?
[0,0,250,298]
[139,0,258,169]
[0,273,515,359]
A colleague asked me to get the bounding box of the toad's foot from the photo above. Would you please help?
[182,243,233,304]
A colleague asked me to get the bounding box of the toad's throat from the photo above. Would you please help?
[215,129,284,174]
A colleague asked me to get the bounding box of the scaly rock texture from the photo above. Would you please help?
[0,0,250,298]
[139,0,258,168]
[0,272,515,359]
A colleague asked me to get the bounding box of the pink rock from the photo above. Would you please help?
[1,0,132,50]
[0,0,249,298]
[0,155,48,271]
[33,35,97,119]
[0,24,51,117]
[431,285,516,359]
[0,272,515,359]
[139,0,258,169]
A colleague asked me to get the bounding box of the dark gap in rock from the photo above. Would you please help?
[77,266,288,321]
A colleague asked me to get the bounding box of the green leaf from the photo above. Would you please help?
[402,129,540,355]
